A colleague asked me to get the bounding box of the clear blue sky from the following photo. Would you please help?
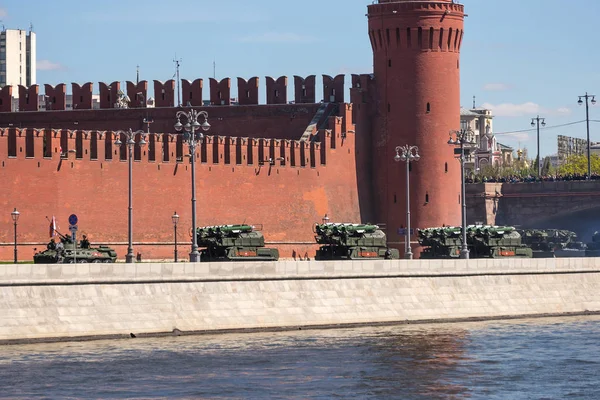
[1,0,599,157]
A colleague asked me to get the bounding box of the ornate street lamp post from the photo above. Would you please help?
[578,93,596,179]
[322,214,330,224]
[448,129,476,259]
[11,208,19,264]
[394,145,420,259]
[531,116,546,177]
[175,109,211,262]
[172,211,179,262]
[115,129,147,263]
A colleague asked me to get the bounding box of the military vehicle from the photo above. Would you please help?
[518,229,587,258]
[196,224,279,261]
[313,223,400,260]
[418,225,533,259]
[33,233,117,264]
[585,231,600,257]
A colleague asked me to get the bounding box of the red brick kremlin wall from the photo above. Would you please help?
[0,111,359,261]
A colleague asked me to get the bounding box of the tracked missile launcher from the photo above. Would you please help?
[585,231,600,257]
[518,229,587,258]
[418,225,532,259]
[314,223,400,260]
[196,224,279,262]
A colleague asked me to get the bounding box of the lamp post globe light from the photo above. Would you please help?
[578,93,596,179]
[322,213,330,224]
[531,116,546,177]
[448,129,476,259]
[174,109,210,262]
[115,129,147,263]
[394,145,420,260]
[11,208,20,264]
[172,211,179,262]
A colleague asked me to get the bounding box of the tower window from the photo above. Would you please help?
[445,162,448,173]
[407,28,411,48]
[418,27,423,48]
[388,59,392,67]
[426,103,431,113]
[454,28,460,50]
[425,193,429,204]
[429,27,434,50]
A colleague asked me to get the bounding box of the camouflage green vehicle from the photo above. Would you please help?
[197,224,279,261]
[585,231,600,257]
[418,225,533,259]
[33,233,117,264]
[517,229,587,258]
[314,223,400,260]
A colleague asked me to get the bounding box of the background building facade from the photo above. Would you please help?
[0,28,36,89]
[460,107,513,173]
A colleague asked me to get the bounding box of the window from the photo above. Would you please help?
[426,103,431,113]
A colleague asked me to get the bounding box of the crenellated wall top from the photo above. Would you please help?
[368,0,464,16]
[1,74,351,113]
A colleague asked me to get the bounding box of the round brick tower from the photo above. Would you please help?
[366,0,465,256]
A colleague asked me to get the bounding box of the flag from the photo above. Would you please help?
[49,216,57,238]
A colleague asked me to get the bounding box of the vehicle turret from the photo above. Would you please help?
[518,228,587,258]
[418,225,532,259]
[314,223,399,260]
[33,232,117,264]
[196,224,279,261]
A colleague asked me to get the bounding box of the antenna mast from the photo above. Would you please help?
[173,56,182,107]
[213,60,216,79]
[136,65,139,85]
[472,95,476,109]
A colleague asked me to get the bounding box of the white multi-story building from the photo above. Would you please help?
[0,28,36,88]
[460,107,514,174]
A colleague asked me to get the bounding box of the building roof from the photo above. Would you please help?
[460,108,479,117]
[497,142,513,151]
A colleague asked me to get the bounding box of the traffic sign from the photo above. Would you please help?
[69,224,78,232]
[397,228,415,236]
[68,214,78,225]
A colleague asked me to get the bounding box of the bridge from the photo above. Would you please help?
[466,181,600,242]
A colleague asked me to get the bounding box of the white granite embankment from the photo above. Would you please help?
[1,258,600,343]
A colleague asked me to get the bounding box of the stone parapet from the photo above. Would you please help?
[2,258,600,285]
[1,259,600,344]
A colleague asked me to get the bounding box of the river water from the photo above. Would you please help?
[1,316,599,399]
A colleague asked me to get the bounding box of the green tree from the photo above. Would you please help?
[557,154,600,175]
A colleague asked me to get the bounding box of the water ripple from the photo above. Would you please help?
[1,316,600,399]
